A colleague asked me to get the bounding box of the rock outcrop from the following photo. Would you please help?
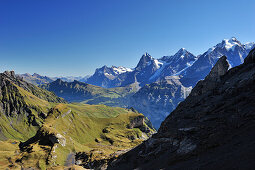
[108,48,255,170]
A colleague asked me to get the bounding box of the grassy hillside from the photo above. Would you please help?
[0,71,63,141]
[0,71,155,169]
[1,103,155,169]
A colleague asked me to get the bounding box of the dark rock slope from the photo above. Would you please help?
[108,48,255,170]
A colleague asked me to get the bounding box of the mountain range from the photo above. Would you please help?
[22,37,255,129]
[85,37,254,89]
[19,73,90,86]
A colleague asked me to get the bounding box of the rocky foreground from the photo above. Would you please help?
[108,48,255,170]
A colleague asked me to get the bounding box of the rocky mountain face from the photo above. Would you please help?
[108,48,255,170]
[129,76,192,129]
[86,65,133,88]
[150,48,197,82]
[0,71,65,141]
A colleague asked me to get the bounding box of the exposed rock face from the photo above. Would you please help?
[0,71,66,140]
[108,49,255,170]
[129,76,192,129]
[128,115,144,129]
[0,71,65,118]
[205,56,229,81]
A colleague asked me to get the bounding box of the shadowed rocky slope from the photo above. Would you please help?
[108,48,255,170]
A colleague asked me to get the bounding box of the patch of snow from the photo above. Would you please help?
[104,72,111,76]
[226,59,232,70]
[153,59,163,69]
[112,66,133,74]
[149,61,168,81]
[238,51,244,63]
[222,38,240,51]
[244,42,255,50]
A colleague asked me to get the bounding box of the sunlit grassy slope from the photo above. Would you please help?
[0,73,155,169]
[0,103,155,169]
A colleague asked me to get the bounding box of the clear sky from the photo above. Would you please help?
[0,0,254,76]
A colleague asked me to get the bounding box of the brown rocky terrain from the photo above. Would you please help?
[108,48,255,170]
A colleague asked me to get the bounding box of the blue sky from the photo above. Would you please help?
[0,0,254,76]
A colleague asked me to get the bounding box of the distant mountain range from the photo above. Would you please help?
[86,37,254,88]
[18,73,90,85]
[19,37,255,129]
[20,37,254,89]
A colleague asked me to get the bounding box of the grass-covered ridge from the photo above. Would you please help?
[0,71,155,169]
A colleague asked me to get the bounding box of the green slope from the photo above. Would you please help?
[0,71,155,169]
[0,71,65,141]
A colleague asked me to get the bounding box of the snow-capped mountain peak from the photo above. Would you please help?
[218,37,242,51]
[112,66,133,75]
[160,48,195,62]
[176,48,187,54]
